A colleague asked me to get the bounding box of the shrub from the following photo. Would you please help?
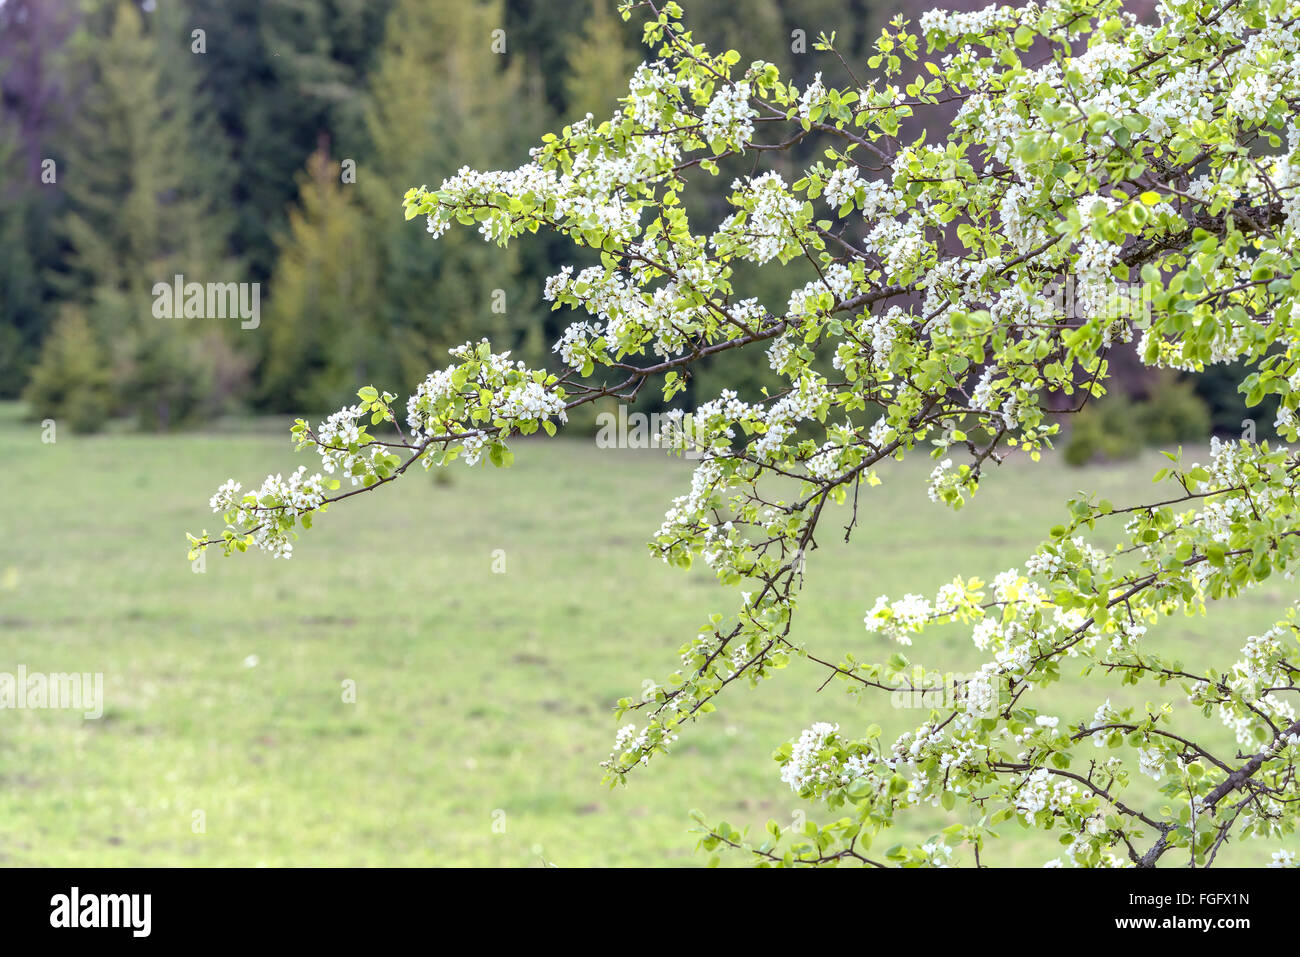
[21,308,115,434]
[1065,377,1211,466]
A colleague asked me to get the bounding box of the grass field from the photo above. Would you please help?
[0,400,1295,866]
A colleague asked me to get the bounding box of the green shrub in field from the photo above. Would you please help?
[1062,398,1143,466]
[1135,375,1212,445]
[1065,377,1211,466]
[20,308,114,434]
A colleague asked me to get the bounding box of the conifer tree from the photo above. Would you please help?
[37,0,237,429]
[260,148,378,412]
[360,0,549,391]
[0,0,76,395]
[563,0,637,122]
[21,306,114,434]
[0,134,46,392]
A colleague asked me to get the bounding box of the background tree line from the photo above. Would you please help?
[0,0,1257,453]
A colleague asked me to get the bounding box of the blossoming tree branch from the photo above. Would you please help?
[192,0,1300,867]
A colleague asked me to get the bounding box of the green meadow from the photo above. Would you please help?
[0,401,1294,866]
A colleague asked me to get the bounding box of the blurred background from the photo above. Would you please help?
[0,0,1293,866]
[0,0,1267,439]
[3,0,902,433]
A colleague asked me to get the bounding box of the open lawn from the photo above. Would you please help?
[0,401,1295,866]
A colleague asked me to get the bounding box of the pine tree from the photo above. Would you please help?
[0,0,76,395]
[682,0,786,72]
[563,0,637,122]
[260,147,378,412]
[179,0,394,279]
[360,0,550,392]
[0,133,46,392]
[20,307,114,434]
[55,2,221,302]
[38,0,238,429]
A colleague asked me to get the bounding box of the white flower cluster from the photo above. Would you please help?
[864,216,930,276]
[1088,700,1118,746]
[780,721,839,792]
[545,260,725,361]
[655,457,727,555]
[918,4,1028,42]
[404,341,565,466]
[823,166,862,210]
[926,457,960,504]
[751,374,831,460]
[314,404,389,484]
[713,172,803,264]
[796,73,827,122]
[1217,624,1299,747]
[607,721,679,770]
[997,182,1053,254]
[317,404,363,447]
[699,80,756,144]
[551,319,603,370]
[1014,767,1079,817]
[1069,41,1136,88]
[1025,537,1106,579]
[1138,747,1165,780]
[864,593,933,645]
[1222,19,1300,125]
[919,840,955,867]
[1074,193,1122,283]
[208,465,327,559]
[496,378,567,424]
[419,58,722,251]
[786,263,855,318]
